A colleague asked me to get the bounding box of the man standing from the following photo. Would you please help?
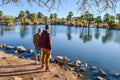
[41,25,52,71]
[33,28,42,65]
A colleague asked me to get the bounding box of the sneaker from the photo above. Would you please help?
[36,61,39,65]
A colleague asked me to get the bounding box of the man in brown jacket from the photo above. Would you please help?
[41,25,52,71]
[33,28,42,64]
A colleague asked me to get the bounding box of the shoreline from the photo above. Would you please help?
[0,50,79,80]
[0,44,120,80]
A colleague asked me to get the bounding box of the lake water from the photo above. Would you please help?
[0,25,120,73]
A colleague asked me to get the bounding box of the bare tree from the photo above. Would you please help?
[0,0,119,12]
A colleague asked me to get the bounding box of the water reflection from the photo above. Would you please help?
[20,25,27,38]
[0,25,15,36]
[94,28,100,39]
[32,25,37,36]
[67,26,72,40]
[79,28,92,43]
[102,30,112,44]
[51,25,57,37]
[0,25,4,36]
[0,25,120,45]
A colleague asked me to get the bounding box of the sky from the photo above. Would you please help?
[0,0,120,18]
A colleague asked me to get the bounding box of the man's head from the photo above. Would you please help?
[45,25,50,31]
[38,28,42,34]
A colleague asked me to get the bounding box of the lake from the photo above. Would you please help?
[0,25,120,73]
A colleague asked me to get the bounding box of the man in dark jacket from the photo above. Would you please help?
[41,25,52,71]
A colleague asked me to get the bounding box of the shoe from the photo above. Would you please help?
[36,61,39,65]
[39,62,41,65]
[45,69,51,72]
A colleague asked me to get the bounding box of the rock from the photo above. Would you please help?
[50,57,56,63]
[3,44,6,48]
[73,72,78,76]
[12,76,22,80]
[96,76,105,80]
[0,44,3,48]
[99,69,108,76]
[19,56,24,59]
[16,46,27,52]
[28,49,33,53]
[80,68,87,72]
[68,60,81,67]
[14,50,18,54]
[77,73,83,78]
[91,66,97,70]
[54,74,61,78]
[63,65,71,71]
[114,72,120,77]
[5,46,14,50]
[30,77,36,80]
[56,56,70,64]
[80,63,88,72]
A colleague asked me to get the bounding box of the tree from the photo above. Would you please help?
[54,13,57,24]
[68,11,73,21]
[81,11,94,27]
[67,11,73,25]
[80,15,86,27]
[19,11,27,24]
[95,16,102,28]
[50,14,54,24]
[103,13,111,23]
[44,16,48,24]
[0,0,118,13]
[103,13,115,29]
[31,13,38,23]
[0,10,3,18]
[0,11,3,22]
[116,13,120,26]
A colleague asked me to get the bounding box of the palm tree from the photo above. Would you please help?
[103,13,115,29]
[31,13,38,23]
[19,11,27,24]
[54,13,57,24]
[68,11,73,24]
[84,11,94,27]
[116,13,120,26]
[0,11,3,23]
[80,15,86,27]
[95,16,102,28]
[103,13,111,23]
[44,16,48,24]
[50,14,54,24]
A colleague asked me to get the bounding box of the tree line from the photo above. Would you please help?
[0,10,120,29]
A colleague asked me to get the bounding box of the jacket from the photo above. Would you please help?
[41,30,52,49]
[33,33,41,50]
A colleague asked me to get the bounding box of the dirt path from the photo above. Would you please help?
[0,50,79,80]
